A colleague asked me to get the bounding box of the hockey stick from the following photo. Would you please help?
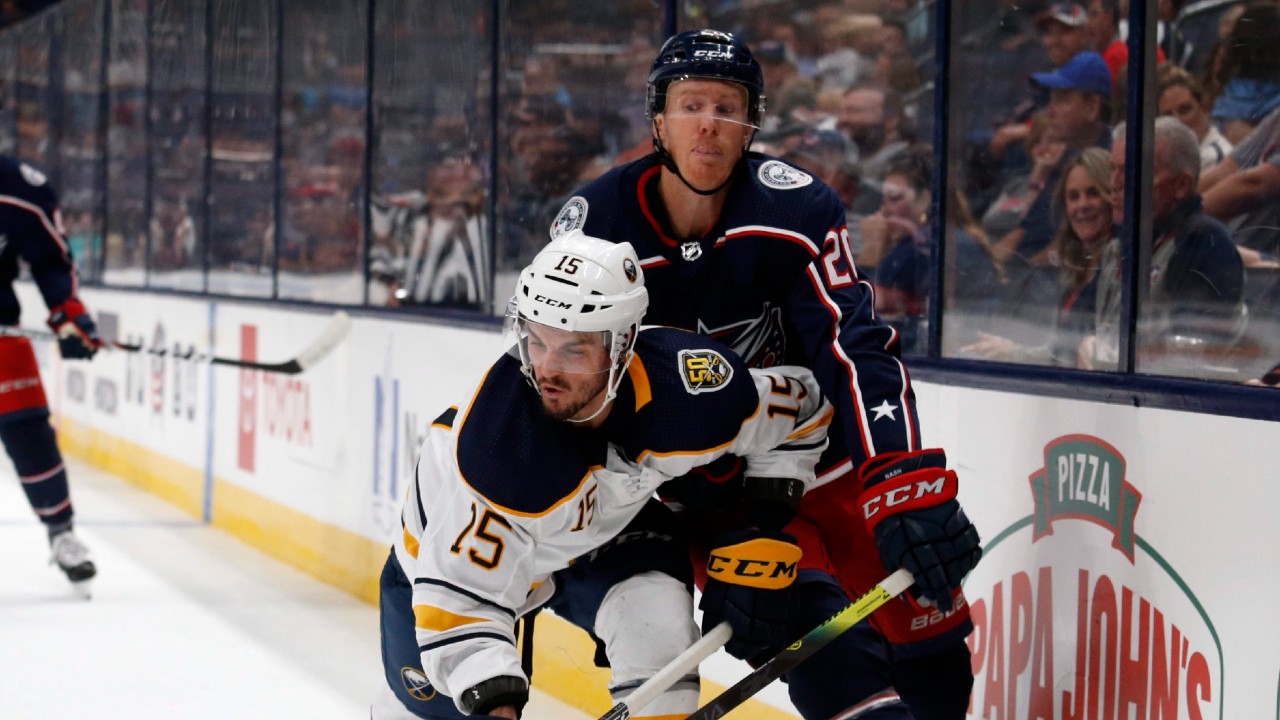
[0,311,352,375]
[596,622,733,720]
[685,567,914,720]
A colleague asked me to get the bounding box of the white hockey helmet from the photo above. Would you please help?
[506,230,648,416]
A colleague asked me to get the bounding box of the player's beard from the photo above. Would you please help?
[538,371,610,422]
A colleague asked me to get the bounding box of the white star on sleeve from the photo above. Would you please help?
[871,400,899,422]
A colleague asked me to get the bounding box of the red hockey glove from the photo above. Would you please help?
[858,449,981,612]
[47,299,103,360]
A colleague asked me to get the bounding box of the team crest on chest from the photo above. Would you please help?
[678,349,733,394]
[758,160,812,190]
[551,196,588,238]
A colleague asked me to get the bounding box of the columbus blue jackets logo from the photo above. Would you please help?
[550,196,588,238]
[696,304,787,369]
[758,160,812,190]
[678,349,733,394]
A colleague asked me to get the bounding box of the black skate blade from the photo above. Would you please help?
[62,560,97,583]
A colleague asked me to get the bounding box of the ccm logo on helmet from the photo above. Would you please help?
[534,294,572,309]
[694,49,733,60]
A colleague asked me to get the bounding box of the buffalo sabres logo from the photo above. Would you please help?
[623,257,637,283]
[401,667,437,701]
[680,241,703,262]
[758,160,813,190]
[550,196,588,238]
[678,349,733,394]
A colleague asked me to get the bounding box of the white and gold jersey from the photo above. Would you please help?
[391,326,831,701]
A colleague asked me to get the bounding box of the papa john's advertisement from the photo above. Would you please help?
[963,434,1227,720]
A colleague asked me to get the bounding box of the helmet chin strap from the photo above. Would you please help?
[565,367,618,425]
[564,330,636,425]
[651,124,754,197]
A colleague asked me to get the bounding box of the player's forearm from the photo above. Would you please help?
[31,271,77,314]
[419,632,526,710]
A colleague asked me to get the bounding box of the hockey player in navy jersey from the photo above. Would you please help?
[375,230,834,719]
[549,30,982,720]
[0,155,102,596]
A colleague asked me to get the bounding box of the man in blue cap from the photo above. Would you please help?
[993,50,1113,266]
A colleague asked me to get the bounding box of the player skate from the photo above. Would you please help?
[50,530,96,598]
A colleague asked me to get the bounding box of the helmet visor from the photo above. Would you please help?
[656,77,760,130]
[503,311,615,376]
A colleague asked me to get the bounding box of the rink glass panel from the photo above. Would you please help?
[679,0,940,355]
[55,2,106,283]
[491,0,664,299]
[147,0,208,292]
[0,0,1271,391]
[105,0,149,288]
[1133,2,1280,383]
[206,0,277,298]
[277,0,367,304]
[0,35,15,155]
[940,0,1278,383]
[12,13,52,173]
[368,0,494,311]
[940,0,1088,369]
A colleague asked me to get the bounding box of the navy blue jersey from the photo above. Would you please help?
[0,156,79,325]
[551,153,922,476]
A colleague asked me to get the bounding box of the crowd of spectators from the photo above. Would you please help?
[622,0,1272,383]
[432,0,1277,381]
[1,0,1276,381]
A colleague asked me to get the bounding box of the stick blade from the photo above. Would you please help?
[293,311,352,371]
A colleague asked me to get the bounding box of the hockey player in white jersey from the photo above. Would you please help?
[375,230,832,719]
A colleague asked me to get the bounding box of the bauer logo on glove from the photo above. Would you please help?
[706,535,803,589]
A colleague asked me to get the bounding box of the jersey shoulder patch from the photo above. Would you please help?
[550,196,589,239]
[19,163,48,188]
[615,329,759,458]
[757,160,812,190]
[676,347,734,394]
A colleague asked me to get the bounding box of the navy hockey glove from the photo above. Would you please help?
[858,449,981,612]
[698,528,802,662]
[47,299,102,360]
[459,675,528,718]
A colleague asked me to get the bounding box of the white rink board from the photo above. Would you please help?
[17,284,1280,719]
[912,384,1279,720]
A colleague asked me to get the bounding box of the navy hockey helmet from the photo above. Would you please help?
[646,29,766,126]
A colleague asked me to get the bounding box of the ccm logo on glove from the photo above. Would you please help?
[858,468,958,526]
[706,536,802,590]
